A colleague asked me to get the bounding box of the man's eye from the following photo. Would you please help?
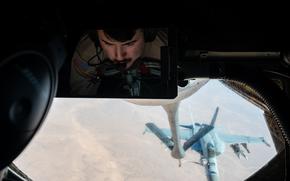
[104,42,113,46]
[102,40,113,46]
[125,42,135,46]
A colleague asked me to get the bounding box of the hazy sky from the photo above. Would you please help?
[15,80,277,181]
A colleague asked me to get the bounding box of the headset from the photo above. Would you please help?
[0,8,66,170]
[144,28,159,42]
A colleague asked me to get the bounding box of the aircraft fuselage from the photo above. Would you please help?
[194,124,226,181]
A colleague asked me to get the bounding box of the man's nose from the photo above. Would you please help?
[115,46,126,61]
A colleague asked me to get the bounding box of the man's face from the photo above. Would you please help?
[97,29,145,69]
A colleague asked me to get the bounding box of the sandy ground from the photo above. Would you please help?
[14,81,277,181]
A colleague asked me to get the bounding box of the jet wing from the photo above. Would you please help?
[183,125,214,151]
[160,129,172,138]
[144,126,172,138]
[146,123,202,153]
[219,133,271,147]
[145,123,174,150]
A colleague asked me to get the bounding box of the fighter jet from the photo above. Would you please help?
[144,107,271,181]
[126,79,209,163]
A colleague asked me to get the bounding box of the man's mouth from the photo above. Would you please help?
[112,59,129,64]
[112,59,131,69]
[112,58,141,70]
[110,59,130,71]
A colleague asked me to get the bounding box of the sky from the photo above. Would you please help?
[14,80,277,181]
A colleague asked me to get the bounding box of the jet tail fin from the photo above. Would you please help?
[183,125,214,151]
[145,123,174,150]
[210,107,219,126]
